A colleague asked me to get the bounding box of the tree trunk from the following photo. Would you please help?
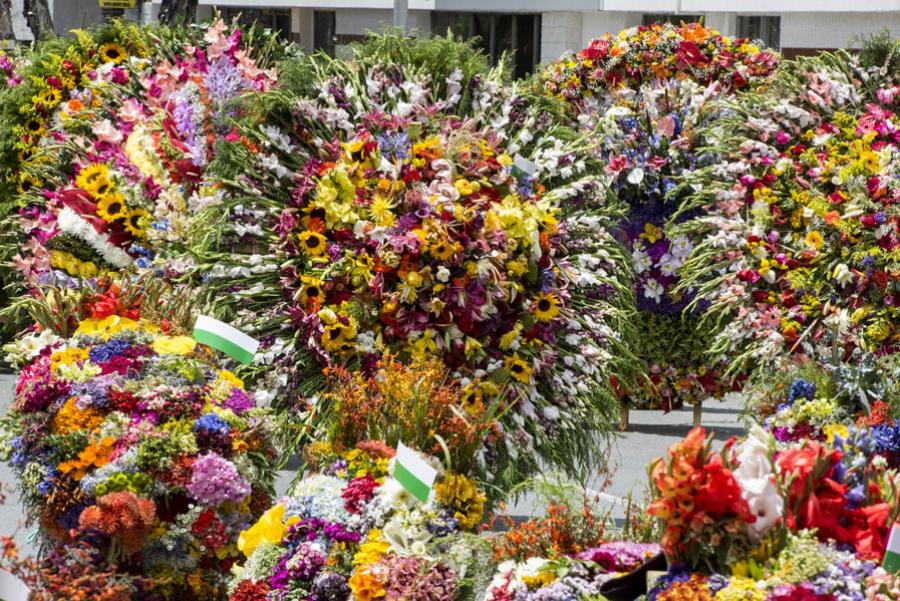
[158,0,198,27]
[0,0,13,44]
[23,0,53,41]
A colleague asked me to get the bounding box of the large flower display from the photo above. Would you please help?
[191,35,636,488]
[677,52,900,377]
[6,19,280,289]
[229,441,490,601]
[542,23,780,409]
[0,286,278,599]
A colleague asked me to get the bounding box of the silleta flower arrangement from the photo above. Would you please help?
[8,19,280,287]
[645,530,879,601]
[0,291,277,599]
[677,52,900,378]
[542,22,780,409]
[192,34,636,489]
[229,440,491,601]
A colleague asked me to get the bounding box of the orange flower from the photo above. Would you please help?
[348,565,385,601]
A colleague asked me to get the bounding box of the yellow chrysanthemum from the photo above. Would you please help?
[152,335,197,356]
[50,347,89,371]
[51,397,104,434]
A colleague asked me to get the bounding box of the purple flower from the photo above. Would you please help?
[186,452,250,505]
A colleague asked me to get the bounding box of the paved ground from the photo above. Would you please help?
[0,373,744,557]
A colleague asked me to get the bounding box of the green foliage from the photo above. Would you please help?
[854,29,900,73]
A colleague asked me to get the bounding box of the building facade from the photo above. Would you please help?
[8,1,900,72]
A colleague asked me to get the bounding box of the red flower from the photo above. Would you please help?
[342,474,380,513]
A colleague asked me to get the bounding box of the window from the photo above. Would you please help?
[737,16,781,50]
[432,12,541,79]
[314,11,336,57]
[221,8,292,42]
[641,14,702,26]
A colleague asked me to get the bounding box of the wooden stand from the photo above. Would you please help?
[692,402,702,427]
[619,401,629,432]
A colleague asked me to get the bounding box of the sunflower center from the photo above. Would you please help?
[27,121,40,132]
[107,49,120,59]
[306,287,320,298]
[306,236,320,248]
[511,364,524,374]
[108,202,122,215]
[538,299,552,312]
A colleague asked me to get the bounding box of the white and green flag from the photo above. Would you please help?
[884,523,900,572]
[394,442,437,503]
[193,315,259,365]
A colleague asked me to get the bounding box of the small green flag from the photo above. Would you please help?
[884,523,900,573]
[394,442,437,503]
[193,315,259,365]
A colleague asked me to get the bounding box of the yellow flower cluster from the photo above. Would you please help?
[51,397,105,434]
[434,473,486,531]
[49,249,103,278]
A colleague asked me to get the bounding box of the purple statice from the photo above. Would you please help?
[204,57,246,104]
[807,552,875,601]
[220,387,255,414]
[577,541,661,571]
[186,452,250,505]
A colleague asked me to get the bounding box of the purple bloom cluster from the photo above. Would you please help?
[577,541,661,571]
[186,451,250,505]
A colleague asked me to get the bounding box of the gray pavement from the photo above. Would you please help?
[0,373,744,557]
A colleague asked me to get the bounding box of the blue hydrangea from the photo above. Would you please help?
[193,413,230,436]
[787,378,816,404]
[89,338,132,363]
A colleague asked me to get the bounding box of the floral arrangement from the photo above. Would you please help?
[192,33,635,489]
[483,543,659,601]
[229,440,492,601]
[541,23,779,409]
[542,22,779,109]
[311,354,502,486]
[649,420,900,577]
[7,19,281,288]
[646,531,879,601]
[677,52,900,379]
[0,291,277,598]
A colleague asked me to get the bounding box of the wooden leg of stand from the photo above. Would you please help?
[693,402,702,428]
[620,402,629,432]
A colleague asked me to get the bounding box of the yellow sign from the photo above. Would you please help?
[99,0,136,7]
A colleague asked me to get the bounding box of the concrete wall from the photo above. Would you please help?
[334,7,431,38]
[780,12,900,49]
[50,0,104,33]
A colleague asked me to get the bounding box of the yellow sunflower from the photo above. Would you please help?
[96,193,127,222]
[504,353,533,384]
[98,42,128,65]
[298,230,328,257]
[428,238,457,262]
[75,163,110,194]
[17,172,41,194]
[321,317,357,352]
[124,208,149,237]
[23,116,44,136]
[301,203,327,228]
[17,147,34,163]
[38,87,62,108]
[532,292,561,322]
[299,276,325,308]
